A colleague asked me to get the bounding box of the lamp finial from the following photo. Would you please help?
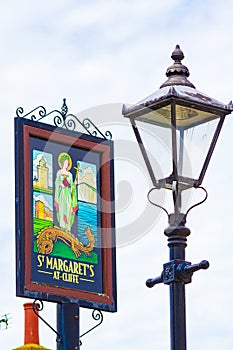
[171,44,184,63]
[160,45,195,89]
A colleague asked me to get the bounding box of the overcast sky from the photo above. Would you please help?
[1,0,233,349]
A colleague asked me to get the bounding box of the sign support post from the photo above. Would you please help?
[57,303,80,350]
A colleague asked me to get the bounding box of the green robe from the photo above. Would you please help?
[54,170,78,231]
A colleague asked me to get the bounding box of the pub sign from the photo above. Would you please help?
[15,116,117,312]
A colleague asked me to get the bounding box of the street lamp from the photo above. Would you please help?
[122,45,233,350]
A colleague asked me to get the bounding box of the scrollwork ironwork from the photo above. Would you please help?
[16,106,24,117]
[79,309,103,346]
[83,118,112,140]
[16,105,46,121]
[32,300,62,343]
[147,187,169,218]
[53,111,65,128]
[16,98,112,140]
[104,130,112,140]
[185,186,208,218]
[64,113,84,132]
[0,313,11,330]
[147,185,208,223]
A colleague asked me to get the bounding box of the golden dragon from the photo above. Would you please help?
[36,225,95,258]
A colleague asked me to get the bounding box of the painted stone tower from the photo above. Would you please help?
[37,156,48,190]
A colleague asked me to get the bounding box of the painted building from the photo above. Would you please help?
[35,200,53,221]
[37,156,48,189]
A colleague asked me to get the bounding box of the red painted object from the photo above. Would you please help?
[24,303,39,345]
[13,303,50,349]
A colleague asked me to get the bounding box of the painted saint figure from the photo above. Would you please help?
[54,153,78,231]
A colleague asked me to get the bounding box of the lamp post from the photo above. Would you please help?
[122,45,233,350]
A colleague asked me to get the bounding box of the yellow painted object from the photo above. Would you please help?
[13,344,51,350]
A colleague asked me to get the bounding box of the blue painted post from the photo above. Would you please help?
[164,217,190,350]
[57,303,80,350]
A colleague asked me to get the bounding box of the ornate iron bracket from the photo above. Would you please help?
[146,259,209,288]
[0,313,11,330]
[32,300,62,343]
[147,185,208,223]
[79,309,103,346]
[16,98,112,140]
[32,301,103,346]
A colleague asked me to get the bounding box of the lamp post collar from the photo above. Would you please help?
[160,45,195,89]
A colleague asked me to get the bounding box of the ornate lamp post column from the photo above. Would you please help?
[122,45,233,350]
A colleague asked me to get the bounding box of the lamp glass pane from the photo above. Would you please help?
[136,106,220,184]
[176,117,219,180]
[136,120,173,181]
[176,105,220,129]
[136,104,221,130]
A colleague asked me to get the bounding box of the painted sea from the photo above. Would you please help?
[77,201,99,246]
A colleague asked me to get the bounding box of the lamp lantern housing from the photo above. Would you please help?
[123,45,233,196]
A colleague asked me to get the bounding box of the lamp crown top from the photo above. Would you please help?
[160,45,195,89]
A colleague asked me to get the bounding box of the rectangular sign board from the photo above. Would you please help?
[15,117,117,312]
